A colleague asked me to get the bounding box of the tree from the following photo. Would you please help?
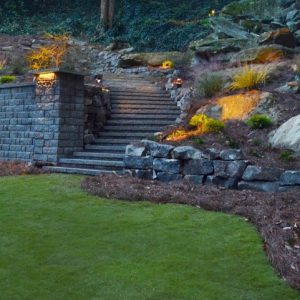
[100,0,115,29]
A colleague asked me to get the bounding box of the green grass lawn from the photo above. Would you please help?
[0,175,299,300]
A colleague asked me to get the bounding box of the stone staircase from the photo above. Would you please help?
[45,75,180,175]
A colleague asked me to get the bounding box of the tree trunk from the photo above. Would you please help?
[108,0,115,29]
[100,0,109,28]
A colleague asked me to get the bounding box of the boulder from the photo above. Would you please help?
[202,148,220,160]
[242,166,283,181]
[220,149,245,161]
[125,144,147,157]
[269,114,300,153]
[124,156,153,169]
[142,140,174,158]
[280,170,300,185]
[238,181,280,192]
[210,17,254,40]
[183,159,214,175]
[259,28,296,48]
[171,146,202,160]
[214,160,249,178]
[184,175,204,185]
[153,158,181,174]
[189,36,250,57]
[156,172,182,182]
[230,45,295,64]
[130,169,154,180]
[207,176,239,189]
[118,51,191,68]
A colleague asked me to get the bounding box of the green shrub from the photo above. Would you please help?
[280,150,296,162]
[195,74,224,98]
[189,114,208,127]
[191,137,205,145]
[205,118,225,133]
[246,114,272,129]
[0,75,16,84]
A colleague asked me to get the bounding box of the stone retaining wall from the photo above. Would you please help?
[0,70,85,163]
[124,140,300,192]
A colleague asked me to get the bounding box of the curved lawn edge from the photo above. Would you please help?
[82,173,300,291]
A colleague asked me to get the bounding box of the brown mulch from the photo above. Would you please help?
[82,174,300,291]
[0,161,43,176]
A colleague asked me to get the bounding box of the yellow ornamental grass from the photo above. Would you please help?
[230,65,270,91]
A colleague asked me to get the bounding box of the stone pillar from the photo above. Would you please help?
[33,70,85,163]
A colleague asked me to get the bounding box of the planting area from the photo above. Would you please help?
[0,174,299,299]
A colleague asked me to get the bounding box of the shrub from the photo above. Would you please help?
[205,118,225,133]
[191,137,205,145]
[27,33,69,70]
[189,114,208,127]
[195,73,224,98]
[10,57,27,75]
[230,65,270,91]
[0,75,16,84]
[189,113,225,133]
[246,114,272,129]
[280,150,296,162]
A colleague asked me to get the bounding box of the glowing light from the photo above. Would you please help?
[35,72,56,88]
[38,73,56,81]
[172,78,183,88]
[209,9,216,17]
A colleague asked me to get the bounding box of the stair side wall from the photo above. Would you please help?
[0,71,85,163]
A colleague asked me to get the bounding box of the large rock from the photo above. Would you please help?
[184,175,204,185]
[242,166,283,181]
[238,181,280,192]
[153,158,181,174]
[220,149,245,161]
[124,156,153,169]
[142,140,174,158]
[156,172,182,182]
[125,144,147,157]
[189,36,250,56]
[183,159,214,175]
[259,28,296,48]
[118,51,191,68]
[230,45,295,64]
[269,115,300,153]
[280,170,300,185]
[214,160,249,178]
[130,169,154,180]
[210,17,254,40]
[171,146,202,160]
[207,176,240,189]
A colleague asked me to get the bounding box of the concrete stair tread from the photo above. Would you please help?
[85,145,126,152]
[111,104,179,110]
[103,125,164,131]
[97,132,153,138]
[73,152,125,159]
[60,158,125,167]
[106,119,173,125]
[93,138,141,144]
[44,166,121,176]
[110,114,177,120]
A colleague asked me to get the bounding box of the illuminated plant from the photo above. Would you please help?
[27,33,69,70]
[0,75,16,84]
[189,114,209,127]
[161,60,174,69]
[230,65,270,91]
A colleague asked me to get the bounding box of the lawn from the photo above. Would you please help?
[0,175,299,300]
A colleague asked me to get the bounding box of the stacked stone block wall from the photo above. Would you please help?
[124,140,300,192]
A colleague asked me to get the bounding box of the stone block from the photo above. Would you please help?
[131,169,154,180]
[280,170,300,186]
[156,172,182,182]
[238,181,280,192]
[125,144,147,157]
[220,149,245,161]
[184,175,204,185]
[124,156,153,169]
[184,159,214,175]
[242,166,283,181]
[142,140,174,158]
[207,176,239,189]
[171,146,202,160]
[153,158,181,174]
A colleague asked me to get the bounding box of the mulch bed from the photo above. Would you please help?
[82,174,300,291]
[0,161,43,176]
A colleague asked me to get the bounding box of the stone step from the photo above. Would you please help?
[110,93,169,98]
[104,125,164,132]
[111,109,179,115]
[93,138,139,144]
[85,144,126,152]
[59,158,125,168]
[111,100,173,105]
[111,104,179,110]
[110,114,177,120]
[97,132,153,138]
[106,119,173,126]
[44,166,121,176]
[73,151,125,160]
